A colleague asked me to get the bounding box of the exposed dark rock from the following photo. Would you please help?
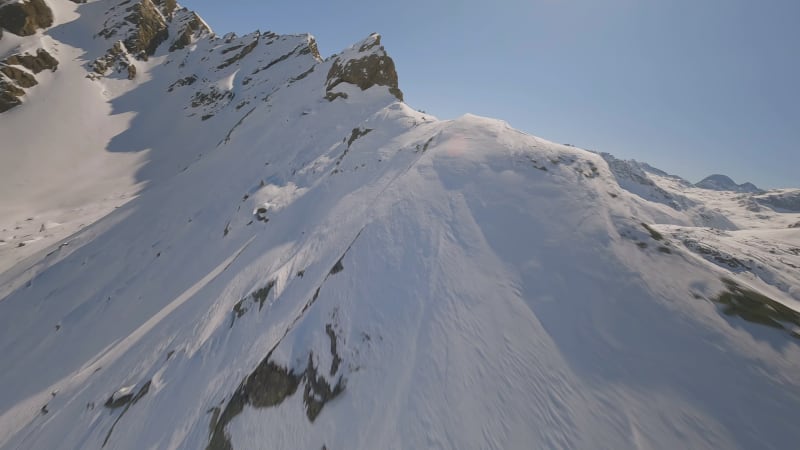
[3,48,58,73]
[153,0,176,19]
[230,279,277,327]
[0,77,25,112]
[103,380,152,447]
[251,39,318,76]
[289,65,315,82]
[246,361,302,408]
[302,37,321,60]
[325,324,342,376]
[92,41,136,79]
[206,357,301,450]
[169,12,209,51]
[251,280,275,310]
[220,44,244,55]
[126,63,137,79]
[421,136,434,153]
[123,0,169,60]
[682,239,747,271]
[167,74,197,92]
[0,0,53,36]
[347,127,372,147]
[324,91,347,102]
[325,34,403,101]
[230,299,248,327]
[253,205,269,222]
[303,352,345,422]
[711,278,800,339]
[329,259,344,275]
[105,390,134,409]
[207,343,345,450]
[576,161,599,178]
[333,128,373,167]
[641,223,663,241]
[191,86,232,108]
[207,235,364,449]
[217,38,258,70]
[0,64,36,88]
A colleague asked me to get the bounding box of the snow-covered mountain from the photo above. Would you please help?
[696,174,763,194]
[1,1,799,449]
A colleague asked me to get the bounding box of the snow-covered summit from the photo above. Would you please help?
[1,2,800,450]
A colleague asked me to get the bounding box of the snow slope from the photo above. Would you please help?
[1,1,799,450]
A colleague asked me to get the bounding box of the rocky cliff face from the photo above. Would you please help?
[0,48,57,111]
[0,0,53,37]
[325,33,403,101]
[168,10,210,51]
[0,1,402,113]
[123,0,168,59]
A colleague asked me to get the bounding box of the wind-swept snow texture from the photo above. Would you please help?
[1,1,800,450]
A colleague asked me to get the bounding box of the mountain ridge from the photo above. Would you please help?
[1,2,800,450]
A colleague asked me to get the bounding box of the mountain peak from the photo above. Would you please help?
[696,174,762,193]
[325,32,403,101]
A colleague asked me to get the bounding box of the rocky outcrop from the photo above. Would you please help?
[0,0,53,37]
[4,48,58,73]
[167,74,197,92]
[0,64,36,87]
[91,41,136,80]
[153,0,176,19]
[207,334,345,450]
[216,37,258,70]
[122,0,169,60]
[303,36,321,60]
[169,11,210,51]
[325,33,403,101]
[0,47,57,112]
[0,78,24,112]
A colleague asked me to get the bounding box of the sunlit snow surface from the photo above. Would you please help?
[1,1,799,449]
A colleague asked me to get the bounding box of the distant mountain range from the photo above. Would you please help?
[695,174,762,193]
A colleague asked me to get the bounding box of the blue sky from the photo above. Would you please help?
[181,0,799,188]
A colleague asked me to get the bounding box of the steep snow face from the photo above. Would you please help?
[2,2,800,450]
